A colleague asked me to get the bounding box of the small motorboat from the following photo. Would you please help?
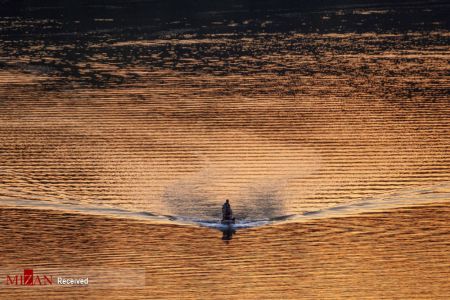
[221,217,235,225]
[220,200,237,240]
[221,199,235,225]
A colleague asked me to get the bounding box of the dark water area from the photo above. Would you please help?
[3,0,447,14]
[0,1,448,89]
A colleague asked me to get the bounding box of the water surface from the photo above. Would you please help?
[0,1,449,298]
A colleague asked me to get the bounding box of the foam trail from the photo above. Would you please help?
[0,183,449,230]
[0,198,189,225]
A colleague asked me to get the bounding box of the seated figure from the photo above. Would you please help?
[222,199,234,223]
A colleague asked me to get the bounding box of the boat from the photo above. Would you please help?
[221,218,235,225]
[221,199,235,225]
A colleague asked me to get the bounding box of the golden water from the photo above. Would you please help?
[0,2,449,298]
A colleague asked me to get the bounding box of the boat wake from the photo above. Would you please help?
[0,183,449,231]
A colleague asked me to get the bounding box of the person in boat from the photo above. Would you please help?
[222,199,233,221]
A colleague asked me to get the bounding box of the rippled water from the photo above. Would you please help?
[0,1,449,298]
[1,203,449,299]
